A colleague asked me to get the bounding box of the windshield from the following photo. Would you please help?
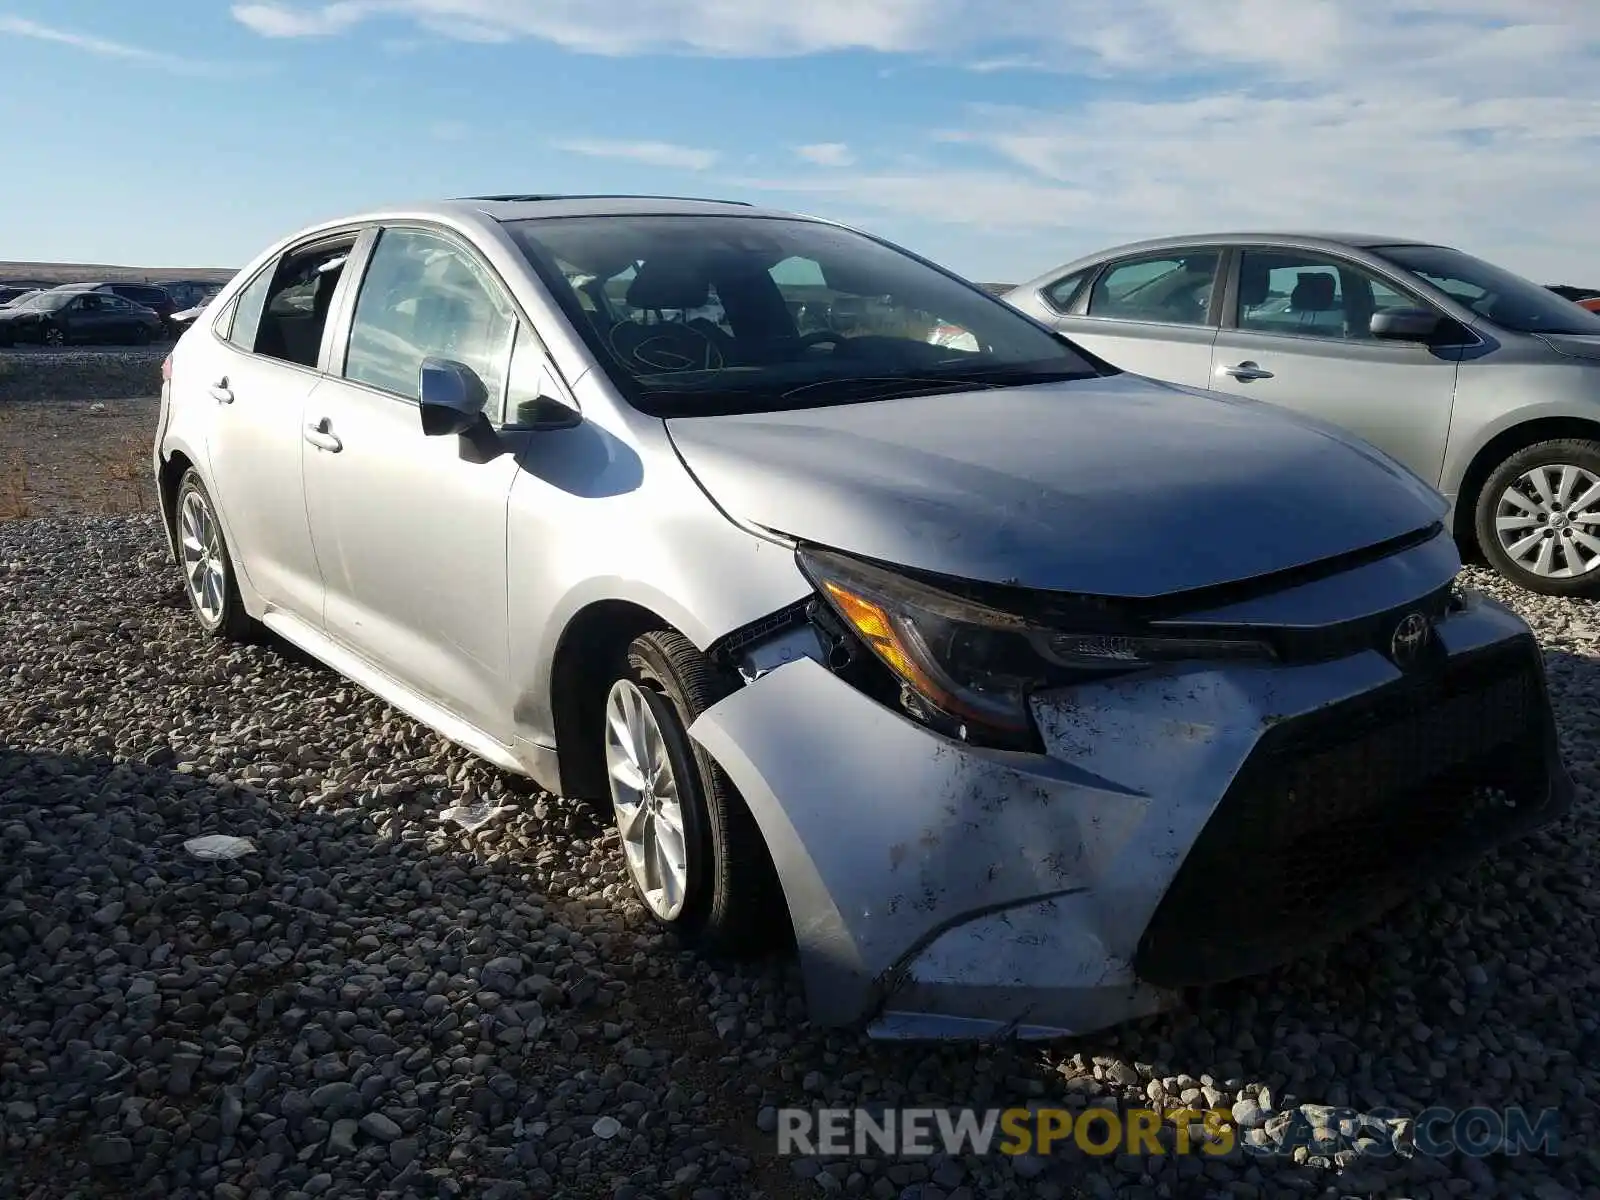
[505,214,1103,416]
[1374,244,1600,336]
[11,291,72,312]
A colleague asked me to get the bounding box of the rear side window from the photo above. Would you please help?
[1043,268,1091,312]
[1087,250,1220,326]
[224,265,275,352]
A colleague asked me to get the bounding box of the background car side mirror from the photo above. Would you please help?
[418,357,489,437]
[1370,308,1442,342]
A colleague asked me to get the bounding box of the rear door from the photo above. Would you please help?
[1206,246,1460,486]
[194,230,366,620]
[1040,247,1224,388]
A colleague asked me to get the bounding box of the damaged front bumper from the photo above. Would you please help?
[687,582,1572,1041]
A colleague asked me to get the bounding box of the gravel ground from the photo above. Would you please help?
[1,347,167,403]
[1,514,1598,1200]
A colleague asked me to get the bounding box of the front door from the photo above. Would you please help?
[1207,247,1460,486]
[301,224,525,739]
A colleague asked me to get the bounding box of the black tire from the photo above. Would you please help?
[42,324,65,347]
[131,324,151,345]
[1476,438,1600,597]
[174,469,255,641]
[609,629,787,955]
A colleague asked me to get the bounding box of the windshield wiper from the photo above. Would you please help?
[778,375,998,403]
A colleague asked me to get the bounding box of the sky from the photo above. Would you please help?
[0,1,1597,286]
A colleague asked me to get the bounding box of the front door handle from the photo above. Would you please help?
[210,378,234,404]
[1218,361,1274,382]
[303,418,343,453]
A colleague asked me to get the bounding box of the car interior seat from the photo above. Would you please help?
[1289,272,1338,332]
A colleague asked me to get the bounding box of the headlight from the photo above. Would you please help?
[798,548,1276,748]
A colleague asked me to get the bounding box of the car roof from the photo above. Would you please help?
[1007,231,1451,293]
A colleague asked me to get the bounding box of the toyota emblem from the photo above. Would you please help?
[1390,611,1432,667]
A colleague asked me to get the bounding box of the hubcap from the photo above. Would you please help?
[603,679,689,921]
[178,489,228,625]
[1495,464,1600,579]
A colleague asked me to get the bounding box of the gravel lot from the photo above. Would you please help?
[2,513,1598,1200]
[1,346,167,403]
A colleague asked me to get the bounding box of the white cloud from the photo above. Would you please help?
[226,1,1600,281]
[552,139,721,171]
[795,143,856,168]
[231,2,378,38]
[0,14,238,74]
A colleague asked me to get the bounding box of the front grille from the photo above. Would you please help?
[1134,640,1561,989]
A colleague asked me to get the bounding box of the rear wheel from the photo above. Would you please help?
[174,470,255,641]
[602,630,786,954]
[1476,438,1600,597]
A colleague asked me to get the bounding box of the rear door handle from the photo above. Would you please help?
[210,378,233,404]
[303,418,342,453]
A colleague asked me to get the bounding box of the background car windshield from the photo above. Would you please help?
[1374,244,1600,336]
[506,214,1097,415]
[14,292,72,312]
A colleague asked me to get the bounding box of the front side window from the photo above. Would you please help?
[1236,250,1429,342]
[344,228,517,403]
[1373,244,1600,336]
[505,214,1101,417]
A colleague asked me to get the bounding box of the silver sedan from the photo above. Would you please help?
[154,197,1571,1039]
[1007,233,1600,597]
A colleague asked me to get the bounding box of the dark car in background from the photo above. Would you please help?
[0,284,38,305]
[0,284,164,346]
[155,280,224,310]
[77,282,179,335]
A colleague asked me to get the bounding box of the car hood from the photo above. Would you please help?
[1534,333,1600,363]
[665,374,1448,598]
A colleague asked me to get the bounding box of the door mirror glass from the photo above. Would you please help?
[1370,307,1442,341]
[418,357,488,436]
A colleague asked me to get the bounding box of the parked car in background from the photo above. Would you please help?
[154,195,1570,1040]
[0,284,39,306]
[1007,233,1600,597]
[157,280,225,311]
[0,284,163,346]
[75,281,179,336]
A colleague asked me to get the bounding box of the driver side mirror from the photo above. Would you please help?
[1370,308,1441,342]
[418,357,488,437]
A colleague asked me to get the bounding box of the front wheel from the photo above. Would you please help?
[602,630,786,954]
[1476,438,1600,597]
[174,470,255,640]
[42,324,65,347]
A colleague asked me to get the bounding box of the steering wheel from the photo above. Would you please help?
[796,330,845,349]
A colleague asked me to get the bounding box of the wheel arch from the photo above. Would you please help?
[1452,415,1600,551]
[547,599,673,802]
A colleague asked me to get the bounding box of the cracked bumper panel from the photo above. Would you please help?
[688,590,1569,1039]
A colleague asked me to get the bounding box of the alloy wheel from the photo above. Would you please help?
[43,326,64,346]
[604,678,690,921]
[1494,463,1600,579]
[178,488,228,626]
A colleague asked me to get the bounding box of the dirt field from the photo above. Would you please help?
[0,396,159,520]
[0,260,236,286]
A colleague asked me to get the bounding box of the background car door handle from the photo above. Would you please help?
[303,419,343,453]
[210,379,234,404]
[1218,361,1274,381]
